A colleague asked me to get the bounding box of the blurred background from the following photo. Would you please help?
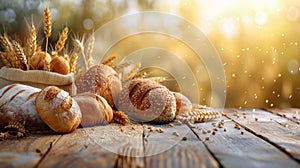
[0,0,299,108]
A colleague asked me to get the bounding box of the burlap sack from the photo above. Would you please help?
[0,66,76,95]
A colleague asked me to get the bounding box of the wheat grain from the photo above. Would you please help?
[146,76,167,83]
[102,55,116,66]
[43,7,51,54]
[112,110,130,125]
[12,40,28,70]
[73,38,88,70]
[69,53,78,73]
[86,34,94,67]
[55,27,68,53]
[112,61,132,73]
[0,52,11,67]
[133,71,147,79]
[0,35,13,67]
[123,63,141,80]
[27,24,37,59]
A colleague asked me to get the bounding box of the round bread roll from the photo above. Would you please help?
[73,92,113,127]
[35,86,81,133]
[75,64,122,109]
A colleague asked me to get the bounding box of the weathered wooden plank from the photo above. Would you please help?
[224,108,300,163]
[38,124,144,168]
[192,110,300,168]
[143,123,219,168]
[265,108,300,124]
[0,133,61,168]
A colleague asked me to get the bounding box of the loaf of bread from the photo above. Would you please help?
[0,84,49,130]
[116,78,176,123]
[75,64,122,109]
[35,86,82,133]
[73,92,113,127]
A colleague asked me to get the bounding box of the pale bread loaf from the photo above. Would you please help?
[73,92,113,127]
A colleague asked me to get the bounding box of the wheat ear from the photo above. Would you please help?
[55,27,68,53]
[28,24,37,59]
[112,61,132,73]
[0,35,13,67]
[12,40,28,70]
[123,63,141,80]
[112,110,130,125]
[69,53,78,74]
[74,38,88,71]
[102,55,117,66]
[43,7,51,54]
[86,34,94,68]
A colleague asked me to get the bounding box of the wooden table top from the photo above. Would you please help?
[0,108,299,168]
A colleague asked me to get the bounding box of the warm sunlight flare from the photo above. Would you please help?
[0,0,299,108]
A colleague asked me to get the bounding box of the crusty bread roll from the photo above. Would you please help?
[73,92,113,127]
[75,64,122,109]
[116,78,176,123]
[0,84,49,130]
[36,86,81,133]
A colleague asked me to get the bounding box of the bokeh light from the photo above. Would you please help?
[0,0,299,108]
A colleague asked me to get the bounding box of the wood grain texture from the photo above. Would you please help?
[0,108,299,168]
[0,133,61,168]
[192,110,300,168]
[143,123,219,168]
[37,124,144,168]
[265,108,300,124]
[223,108,300,163]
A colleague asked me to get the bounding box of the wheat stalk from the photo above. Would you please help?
[28,24,37,59]
[133,71,147,79]
[86,34,94,68]
[74,38,88,71]
[43,7,51,54]
[0,35,13,67]
[112,110,130,125]
[102,55,117,66]
[69,53,78,74]
[0,52,11,68]
[0,35,18,68]
[123,63,141,80]
[55,27,68,53]
[12,40,28,70]
[112,61,132,73]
